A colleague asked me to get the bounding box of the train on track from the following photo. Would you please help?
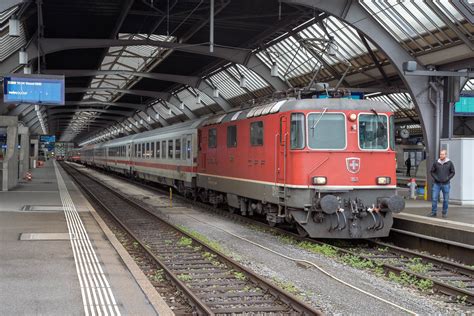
[69,97,405,238]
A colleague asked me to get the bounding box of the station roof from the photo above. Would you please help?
[0,0,472,144]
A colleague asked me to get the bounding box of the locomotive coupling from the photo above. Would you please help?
[380,195,405,213]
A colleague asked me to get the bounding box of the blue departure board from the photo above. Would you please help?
[3,75,65,105]
[40,135,56,143]
[454,96,474,116]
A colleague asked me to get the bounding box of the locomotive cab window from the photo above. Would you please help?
[308,113,346,149]
[290,113,305,149]
[227,125,237,148]
[208,128,217,148]
[250,121,264,146]
[359,114,388,150]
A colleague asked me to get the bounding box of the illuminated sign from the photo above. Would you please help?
[454,95,474,116]
[40,135,56,143]
[3,74,65,105]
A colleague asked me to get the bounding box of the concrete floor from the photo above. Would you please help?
[0,160,159,315]
[397,199,474,232]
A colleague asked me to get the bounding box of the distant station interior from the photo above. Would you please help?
[0,1,473,315]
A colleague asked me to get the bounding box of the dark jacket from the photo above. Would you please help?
[431,159,455,184]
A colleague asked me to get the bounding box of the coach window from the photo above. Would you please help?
[175,139,181,159]
[168,140,174,159]
[151,142,155,158]
[142,143,146,158]
[290,113,305,149]
[227,125,237,148]
[308,113,346,149]
[187,140,191,159]
[250,121,264,146]
[134,144,137,157]
[155,141,160,158]
[161,141,166,159]
[359,114,388,150]
[181,138,186,160]
[146,143,150,159]
[208,128,217,148]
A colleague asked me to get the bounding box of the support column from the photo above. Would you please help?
[30,138,39,168]
[18,123,30,180]
[0,116,19,191]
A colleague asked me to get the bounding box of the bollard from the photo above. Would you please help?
[169,187,173,208]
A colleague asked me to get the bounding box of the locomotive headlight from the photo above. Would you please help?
[376,176,391,185]
[349,113,357,121]
[312,176,327,185]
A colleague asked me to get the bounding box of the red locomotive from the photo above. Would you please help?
[76,97,404,238]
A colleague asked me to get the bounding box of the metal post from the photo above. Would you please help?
[210,0,214,53]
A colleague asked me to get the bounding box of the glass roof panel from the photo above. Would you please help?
[208,71,247,99]
[0,6,27,62]
[227,64,269,92]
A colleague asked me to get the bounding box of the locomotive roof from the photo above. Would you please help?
[211,98,392,125]
[86,98,391,148]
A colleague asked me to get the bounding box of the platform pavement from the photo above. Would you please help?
[0,160,168,315]
[397,199,474,230]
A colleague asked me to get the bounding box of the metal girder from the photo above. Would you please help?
[284,0,435,180]
[49,108,133,116]
[145,106,169,127]
[197,80,232,111]
[48,115,125,122]
[57,101,146,111]
[168,96,197,119]
[43,69,200,87]
[65,87,171,100]
[38,38,250,65]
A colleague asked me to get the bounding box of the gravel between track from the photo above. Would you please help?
[76,164,469,315]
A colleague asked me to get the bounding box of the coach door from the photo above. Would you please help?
[277,116,288,183]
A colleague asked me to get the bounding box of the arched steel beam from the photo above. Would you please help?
[284,0,435,167]
[65,87,171,100]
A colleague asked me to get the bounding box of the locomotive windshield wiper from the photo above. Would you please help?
[311,107,328,132]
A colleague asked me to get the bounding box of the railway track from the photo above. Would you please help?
[62,163,321,315]
[70,163,474,306]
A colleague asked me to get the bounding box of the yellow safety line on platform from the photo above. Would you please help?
[54,161,121,316]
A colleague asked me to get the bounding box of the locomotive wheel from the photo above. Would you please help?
[228,206,236,214]
[296,224,309,237]
[267,220,276,227]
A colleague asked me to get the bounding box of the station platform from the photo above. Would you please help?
[393,200,474,245]
[0,160,170,315]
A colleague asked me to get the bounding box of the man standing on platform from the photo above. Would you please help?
[428,149,455,218]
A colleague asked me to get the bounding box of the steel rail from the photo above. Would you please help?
[69,162,474,305]
[63,162,322,315]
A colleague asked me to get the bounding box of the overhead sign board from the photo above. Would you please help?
[2,74,65,105]
[40,135,56,143]
[454,95,474,116]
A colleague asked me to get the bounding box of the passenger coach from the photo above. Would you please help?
[77,97,404,238]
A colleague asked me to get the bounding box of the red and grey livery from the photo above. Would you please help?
[72,98,405,238]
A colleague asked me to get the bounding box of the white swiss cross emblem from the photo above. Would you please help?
[346,157,360,174]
